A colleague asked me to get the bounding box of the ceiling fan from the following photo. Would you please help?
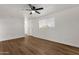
[26,4,44,15]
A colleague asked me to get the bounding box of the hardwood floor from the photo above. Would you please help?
[0,36,79,55]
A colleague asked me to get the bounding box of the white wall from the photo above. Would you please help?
[27,7,79,47]
[0,17,24,41]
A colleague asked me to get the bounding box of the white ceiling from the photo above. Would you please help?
[0,4,79,19]
[28,4,79,18]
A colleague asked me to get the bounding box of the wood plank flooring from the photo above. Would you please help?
[0,36,79,55]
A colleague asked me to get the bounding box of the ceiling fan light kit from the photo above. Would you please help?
[26,4,44,15]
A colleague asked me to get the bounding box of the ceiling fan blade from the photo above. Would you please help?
[35,8,43,10]
[28,4,33,8]
[28,4,35,10]
[35,11,40,14]
[30,12,32,15]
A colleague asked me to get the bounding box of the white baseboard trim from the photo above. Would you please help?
[0,35,25,41]
[30,35,79,48]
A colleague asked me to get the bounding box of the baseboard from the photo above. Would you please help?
[0,36,25,42]
[29,35,79,49]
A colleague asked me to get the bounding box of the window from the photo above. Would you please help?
[39,18,55,28]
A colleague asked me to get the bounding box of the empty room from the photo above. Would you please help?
[0,4,79,55]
